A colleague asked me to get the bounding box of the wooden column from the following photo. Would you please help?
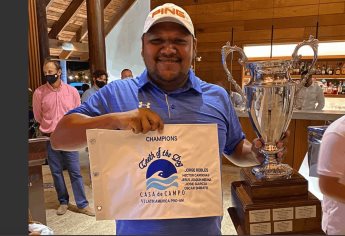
[86,0,107,74]
[36,0,50,81]
[28,0,43,91]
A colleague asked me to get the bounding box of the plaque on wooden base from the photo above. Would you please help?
[229,167,324,235]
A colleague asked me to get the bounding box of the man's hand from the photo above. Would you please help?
[251,130,290,164]
[115,108,164,134]
[51,108,164,151]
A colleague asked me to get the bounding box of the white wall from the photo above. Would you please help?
[105,0,150,82]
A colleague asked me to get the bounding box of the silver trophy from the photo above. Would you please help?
[222,35,319,180]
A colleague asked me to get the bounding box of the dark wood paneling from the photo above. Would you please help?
[29,0,43,91]
[86,0,107,74]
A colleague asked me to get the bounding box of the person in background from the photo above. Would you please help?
[50,3,288,234]
[81,83,90,94]
[32,59,94,216]
[295,72,325,110]
[317,114,345,235]
[81,70,108,103]
[120,68,133,79]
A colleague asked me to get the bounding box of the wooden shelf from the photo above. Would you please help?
[241,56,345,87]
[325,94,345,98]
[242,55,345,61]
[291,75,345,79]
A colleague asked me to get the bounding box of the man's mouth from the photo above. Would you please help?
[157,58,180,63]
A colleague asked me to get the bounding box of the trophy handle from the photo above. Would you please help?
[221,42,248,106]
[291,35,319,89]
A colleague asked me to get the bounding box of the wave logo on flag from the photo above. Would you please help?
[146,159,178,190]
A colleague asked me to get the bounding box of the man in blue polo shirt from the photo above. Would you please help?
[51,3,287,235]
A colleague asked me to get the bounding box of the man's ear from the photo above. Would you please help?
[57,69,62,77]
[192,37,197,59]
[141,35,145,57]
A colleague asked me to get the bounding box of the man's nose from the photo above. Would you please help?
[161,42,176,55]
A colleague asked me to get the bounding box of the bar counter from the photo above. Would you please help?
[234,109,345,170]
[236,109,345,121]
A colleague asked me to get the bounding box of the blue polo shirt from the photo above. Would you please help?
[68,69,245,235]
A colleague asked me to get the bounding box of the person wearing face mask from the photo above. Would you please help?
[81,70,108,103]
[32,59,95,217]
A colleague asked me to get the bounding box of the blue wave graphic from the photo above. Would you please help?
[146,175,178,186]
[147,181,179,190]
[146,173,178,190]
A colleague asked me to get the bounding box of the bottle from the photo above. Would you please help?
[322,80,328,94]
[332,83,338,94]
[327,64,333,75]
[321,64,326,75]
[327,82,333,94]
[315,64,322,75]
[335,63,341,75]
[341,63,345,75]
[338,81,343,94]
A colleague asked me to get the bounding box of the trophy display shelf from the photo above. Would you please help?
[228,167,323,235]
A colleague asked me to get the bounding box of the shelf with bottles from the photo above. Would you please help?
[290,59,345,77]
[319,78,345,97]
[241,57,345,97]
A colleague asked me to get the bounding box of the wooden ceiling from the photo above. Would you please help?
[46,0,136,60]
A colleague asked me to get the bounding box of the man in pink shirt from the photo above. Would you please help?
[33,59,94,216]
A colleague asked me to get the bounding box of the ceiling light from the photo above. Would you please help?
[61,42,74,51]
[243,41,345,58]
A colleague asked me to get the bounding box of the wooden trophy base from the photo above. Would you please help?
[228,167,324,235]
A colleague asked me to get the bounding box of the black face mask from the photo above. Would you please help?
[45,74,58,84]
[95,80,106,88]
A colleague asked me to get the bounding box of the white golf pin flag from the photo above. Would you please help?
[87,124,222,220]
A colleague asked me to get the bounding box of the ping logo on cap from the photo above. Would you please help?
[151,7,186,19]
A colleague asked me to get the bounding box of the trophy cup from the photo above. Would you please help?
[222,36,324,234]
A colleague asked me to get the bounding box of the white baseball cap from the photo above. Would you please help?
[143,3,195,37]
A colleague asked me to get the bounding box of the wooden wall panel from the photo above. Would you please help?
[29,0,43,91]
[184,2,234,14]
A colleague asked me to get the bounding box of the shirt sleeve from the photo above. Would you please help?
[32,89,42,124]
[223,93,246,155]
[72,86,81,108]
[67,84,110,117]
[317,132,345,179]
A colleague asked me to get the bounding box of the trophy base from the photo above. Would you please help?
[252,163,293,180]
[229,180,323,235]
[241,168,308,200]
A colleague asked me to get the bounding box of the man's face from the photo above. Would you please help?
[43,62,61,77]
[142,22,196,91]
[94,74,108,88]
[95,75,108,84]
[121,70,133,79]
